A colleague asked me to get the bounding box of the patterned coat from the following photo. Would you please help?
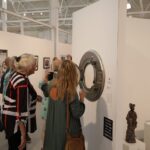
[2,71,37,138]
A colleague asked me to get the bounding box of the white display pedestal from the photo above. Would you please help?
[144,121,150,150]
[123,139,145,150]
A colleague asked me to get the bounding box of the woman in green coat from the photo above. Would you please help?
[43,60,85,150]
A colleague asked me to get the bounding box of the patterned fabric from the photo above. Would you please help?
[2,71,37,138]
[39,81,52,120]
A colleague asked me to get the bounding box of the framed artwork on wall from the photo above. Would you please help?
[0,49,8,65]
[34,55,38,71]
[0,49,8,78]
[43,57,50,69]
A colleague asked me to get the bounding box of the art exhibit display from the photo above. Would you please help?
[79,50,105,101]
[34,55,38,71]
[0,49,8,78]
[126,103,137,143]
[43,57,50,69]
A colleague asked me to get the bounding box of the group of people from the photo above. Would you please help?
[0,53,85,150]
[0,54,39,150]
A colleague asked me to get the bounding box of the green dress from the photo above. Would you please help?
[43,94,85,150]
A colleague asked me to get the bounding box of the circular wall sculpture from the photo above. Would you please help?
[79,50,105,101]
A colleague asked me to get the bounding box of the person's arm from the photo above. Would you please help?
[39,81,49,97]
[18,122,26,150]
[28,79,37,100]
[0,72,5,93]
[70,90,85,119]
[15,80,28,149]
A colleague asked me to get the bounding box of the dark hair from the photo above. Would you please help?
[53,57,58,61]
[15,56,21,62]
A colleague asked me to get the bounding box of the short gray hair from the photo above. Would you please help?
[15,53,36,75]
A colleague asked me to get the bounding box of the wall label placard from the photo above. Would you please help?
[103,117,113,141]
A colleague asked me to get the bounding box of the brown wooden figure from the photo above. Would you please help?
[125,103,137,143]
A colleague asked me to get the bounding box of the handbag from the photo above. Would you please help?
[65,95,85,150]
[0,106,4,132]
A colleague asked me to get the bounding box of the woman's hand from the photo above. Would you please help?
[36,95,42,102]
[18,135,26,150]
[18,122,26,150]
[79,90,85,102]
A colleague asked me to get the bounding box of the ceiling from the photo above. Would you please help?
[127,0,150,19]
[0,0,98,34]
[0,0,149,39]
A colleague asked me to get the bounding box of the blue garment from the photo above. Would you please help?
[0,69,9,94]
[3,69,14,96]
[39,81,52,120]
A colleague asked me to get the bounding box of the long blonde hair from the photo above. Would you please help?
[53,60,78,101]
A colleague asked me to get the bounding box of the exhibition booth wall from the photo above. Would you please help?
[72,0,118,150]
[125,17,150,133]
[72,0,150,149]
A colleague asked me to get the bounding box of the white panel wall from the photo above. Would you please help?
[0,31,71,94]
[72,0,150,149]
[115,16,150,150]
[57,42,72,57]
[72,0,118,150]
[0,31,72,149]
[126,17,150,132]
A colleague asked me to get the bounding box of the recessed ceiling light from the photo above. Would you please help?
[40,12,43,15]
[127,3,131,9]
[23,13,26,16]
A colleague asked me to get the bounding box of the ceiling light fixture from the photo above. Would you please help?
[23,13,26,17]
[40,12,43,15]
[127,3,131,9]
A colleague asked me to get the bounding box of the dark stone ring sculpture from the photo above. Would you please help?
[79,50,105,101]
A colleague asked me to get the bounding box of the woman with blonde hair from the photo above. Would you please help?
[43,60,85,150]
[2,53,37,150]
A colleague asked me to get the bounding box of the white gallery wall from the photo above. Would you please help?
[126,17,150,133]
[0,31,71,94]
[57,42,72,58]
[0,31,71,149]
[115,16,150,150]
[72,0,150,149]
[72,0,118,150]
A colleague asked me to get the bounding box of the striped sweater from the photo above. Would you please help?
[2,71,37,138]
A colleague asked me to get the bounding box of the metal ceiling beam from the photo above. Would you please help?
[59,23,72,26]
[62,4,87,8]
[11,0,48,2]
[4,17,72,23]
[14,3,87,13]
[145,1,150,10]
[127,11,150,15]
[130,0,140,9]
[0,8,55,28]
[139,0,144,11]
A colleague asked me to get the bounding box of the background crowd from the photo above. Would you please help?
[0,53,85,150]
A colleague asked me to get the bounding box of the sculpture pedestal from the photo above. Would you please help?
[144,121,150,150]
[123,139,145,150]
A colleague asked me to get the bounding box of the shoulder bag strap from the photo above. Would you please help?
[66,94,70,133]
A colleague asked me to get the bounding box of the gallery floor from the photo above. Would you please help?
[0,103,43,150]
